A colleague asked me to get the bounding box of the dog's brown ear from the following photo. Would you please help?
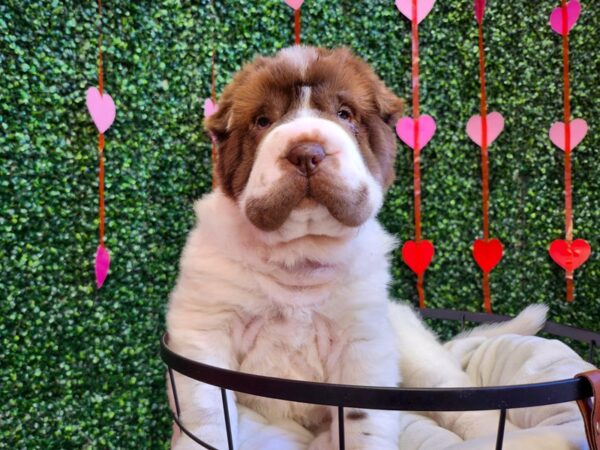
[374,82,405,128]
[369,80,404,189]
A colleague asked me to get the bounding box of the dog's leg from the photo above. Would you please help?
[310,306,401,450]
[168,326,239,450]
[389,302,517,441]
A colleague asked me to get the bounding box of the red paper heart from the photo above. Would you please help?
[402,240,435,275]
[549,239,591,272]
[473,239,503,273]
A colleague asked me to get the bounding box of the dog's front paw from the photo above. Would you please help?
[172,424,229,450]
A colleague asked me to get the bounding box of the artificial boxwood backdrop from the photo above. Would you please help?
[2,0,599,448]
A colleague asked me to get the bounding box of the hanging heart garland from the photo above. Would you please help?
[547,0,590,301]
[549,239,591,272]
[395,0,435,24]
[86,0,115,289]
[86,87,116,133]
[466,0,505,313]
[549,0,581,36]
[396,115,437,150]
[474,0,486,24]
[395,0,437,309]
[207,2,220,190]
[549,119,588,151]
[466,112,505,148]
[203,98,218,118]
[284,0,304,44]
[402,241,435,276]
[285,0,304,9]
[473,239,503,273]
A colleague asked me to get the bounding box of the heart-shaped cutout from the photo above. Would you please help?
[549,0,581,36]
[473,238,503,273]
[396,115,437,150]
[549,119,588,151]
[549,239,591,272]
[95,245,111,288]
[395,0,436,24]
[204,98,218,119]
[86,87,116,134]
[402,240,435,275]
[284,0,304,10]
[466,112,505,148]
[474,0,486,24]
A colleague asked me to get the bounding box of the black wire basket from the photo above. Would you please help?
[161,308,600,450]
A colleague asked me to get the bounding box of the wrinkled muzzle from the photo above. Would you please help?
[239,116,384,233]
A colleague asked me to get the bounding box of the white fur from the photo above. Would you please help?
[168,188,401,450]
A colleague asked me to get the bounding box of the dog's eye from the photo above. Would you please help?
[337,107,353,121]
[255,116,272,129]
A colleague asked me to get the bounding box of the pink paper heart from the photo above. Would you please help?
[466,112,505,147]
[95,245,111,289]
[395,0,436,24]
[549,119,588,151]
[474,0,486,24]
[549,0,581,36]
[284,0,304,10]
[86,87,116,134]
[203,98,218,119]
[396,115,437,150]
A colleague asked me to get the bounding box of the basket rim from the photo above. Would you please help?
[161,308,598,412]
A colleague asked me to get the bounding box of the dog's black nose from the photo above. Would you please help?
[286,143,326,176]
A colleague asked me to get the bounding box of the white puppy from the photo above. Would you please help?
[166,46,549,450]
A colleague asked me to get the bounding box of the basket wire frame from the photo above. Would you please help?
[162,309,600,450]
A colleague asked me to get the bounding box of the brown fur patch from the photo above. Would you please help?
[244,175,307,231]
[347,410,368,420]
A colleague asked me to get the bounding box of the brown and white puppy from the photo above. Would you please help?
[166,46,546,450]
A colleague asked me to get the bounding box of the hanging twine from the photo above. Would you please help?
[97,0,105,248]
[410,0,426,308]
[560,0,575,301]
[478,7,492,313]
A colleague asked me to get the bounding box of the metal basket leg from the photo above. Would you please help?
[337,406,345,450]
[495,408,507,450]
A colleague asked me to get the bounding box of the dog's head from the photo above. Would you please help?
[206,46,403,238]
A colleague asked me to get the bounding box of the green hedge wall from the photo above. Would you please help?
[2,0,599,448]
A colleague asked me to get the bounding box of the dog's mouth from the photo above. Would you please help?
[244,170,372,232]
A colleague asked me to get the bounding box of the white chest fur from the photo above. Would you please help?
[232,308,344,430]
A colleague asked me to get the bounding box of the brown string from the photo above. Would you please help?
[97,0,105,248]
[478,15,492,313]
[211,48,218,190]
[561,0,574,302]
[411,0,426,309]
[295,9,301,45]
